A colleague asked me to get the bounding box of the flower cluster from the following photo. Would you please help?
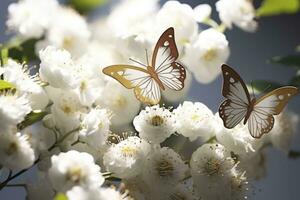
[0,0,298,200]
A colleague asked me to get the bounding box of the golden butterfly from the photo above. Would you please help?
[219,64,299,138]
[102,27,186,105]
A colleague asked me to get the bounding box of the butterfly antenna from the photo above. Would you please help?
[251,81,256,99]
[129,58,147,67]
[145,49,149,66]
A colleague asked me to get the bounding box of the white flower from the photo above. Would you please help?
[216,0,257,32]
[141,147,188,194]
[156,1,198,51]
[0,93,31,130]
[182,28,230,84]
[26,172,55,200]
[193,4,212,23]
[22,122,55,156]
[269,111,299,152]
[48,150,104,192]
[79,107,111,149]
[37,7,91,56]
[190,143,241,199]
[133,105,175,144]
[39,46,79,89]
[97,81,141,127]
[47,88,83,133]
[0,131,35,170]
[238,151,266,180]
[103,136,151,179]
[74,54,106,106]
[107,0,159,37]
[6,0,58,38]
[66,186,125,200]
[215,113,264,157]
[162,70,192,103]
[2,59,48,109]
[174,101,216,141]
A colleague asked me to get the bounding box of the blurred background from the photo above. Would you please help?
[0,0,299,199]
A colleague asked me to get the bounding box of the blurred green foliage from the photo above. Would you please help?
[54,193,68,200]
[18,110,48,130]
[257,0,300,16]
[67,0,108,14]
[0,80,15,90]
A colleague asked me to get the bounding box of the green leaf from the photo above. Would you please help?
[0,80,15,90]
[8,39,39,63]
[288,150,300,159]
[269,55,300,69]
[18,110,48,130]
[0,47,8,66]
[67,0,108,14]
[251,80,282,92]
[257,0,300,17]
[54,193,68,200]
[289,76,300,86]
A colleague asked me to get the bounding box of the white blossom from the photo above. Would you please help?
[36,7,91,56]
[22,122,55,156]
[190,143,246,199]
[156,1,198,51]
[6,0,58,38]
[133,105,176,144]
[39,46,79,89]
[1,59,48,109]
[48,150,104,192]
[193,4,212,23]
[107,0,159,37]
[182,28,230,83]
[141,147,189,196]
[174,101,216,141]
[79,107,111,149]
[269,111,299,152]
[47,88,83,133]
[66,186,126,200]
[0,92,31,130]
[103,136,151,179]
[216,0,257,32]
[0,130,35,170]
[74,55,106,106]
[97,81,141,127]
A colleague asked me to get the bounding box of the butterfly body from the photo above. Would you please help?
[102,27,186,105]
[219,64,298,138]
[243,98,256,125]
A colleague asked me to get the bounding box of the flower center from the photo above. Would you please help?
[63,36,74,50]
[151,115,164,126]
[156,159,174,177]
[6,142,18,155]
[121,146,137,157]
[114,95,127,108]
[62,105,72,114]
[203,158,221,176]
[202,49,217,61]
[80,81,87,92]
[66,166,85,184]
[191,114,201,121]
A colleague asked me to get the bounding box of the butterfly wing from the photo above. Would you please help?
[248,86,299,138]
[218,64,251,129]
[152,27,186,91]
[102,65,161,104]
